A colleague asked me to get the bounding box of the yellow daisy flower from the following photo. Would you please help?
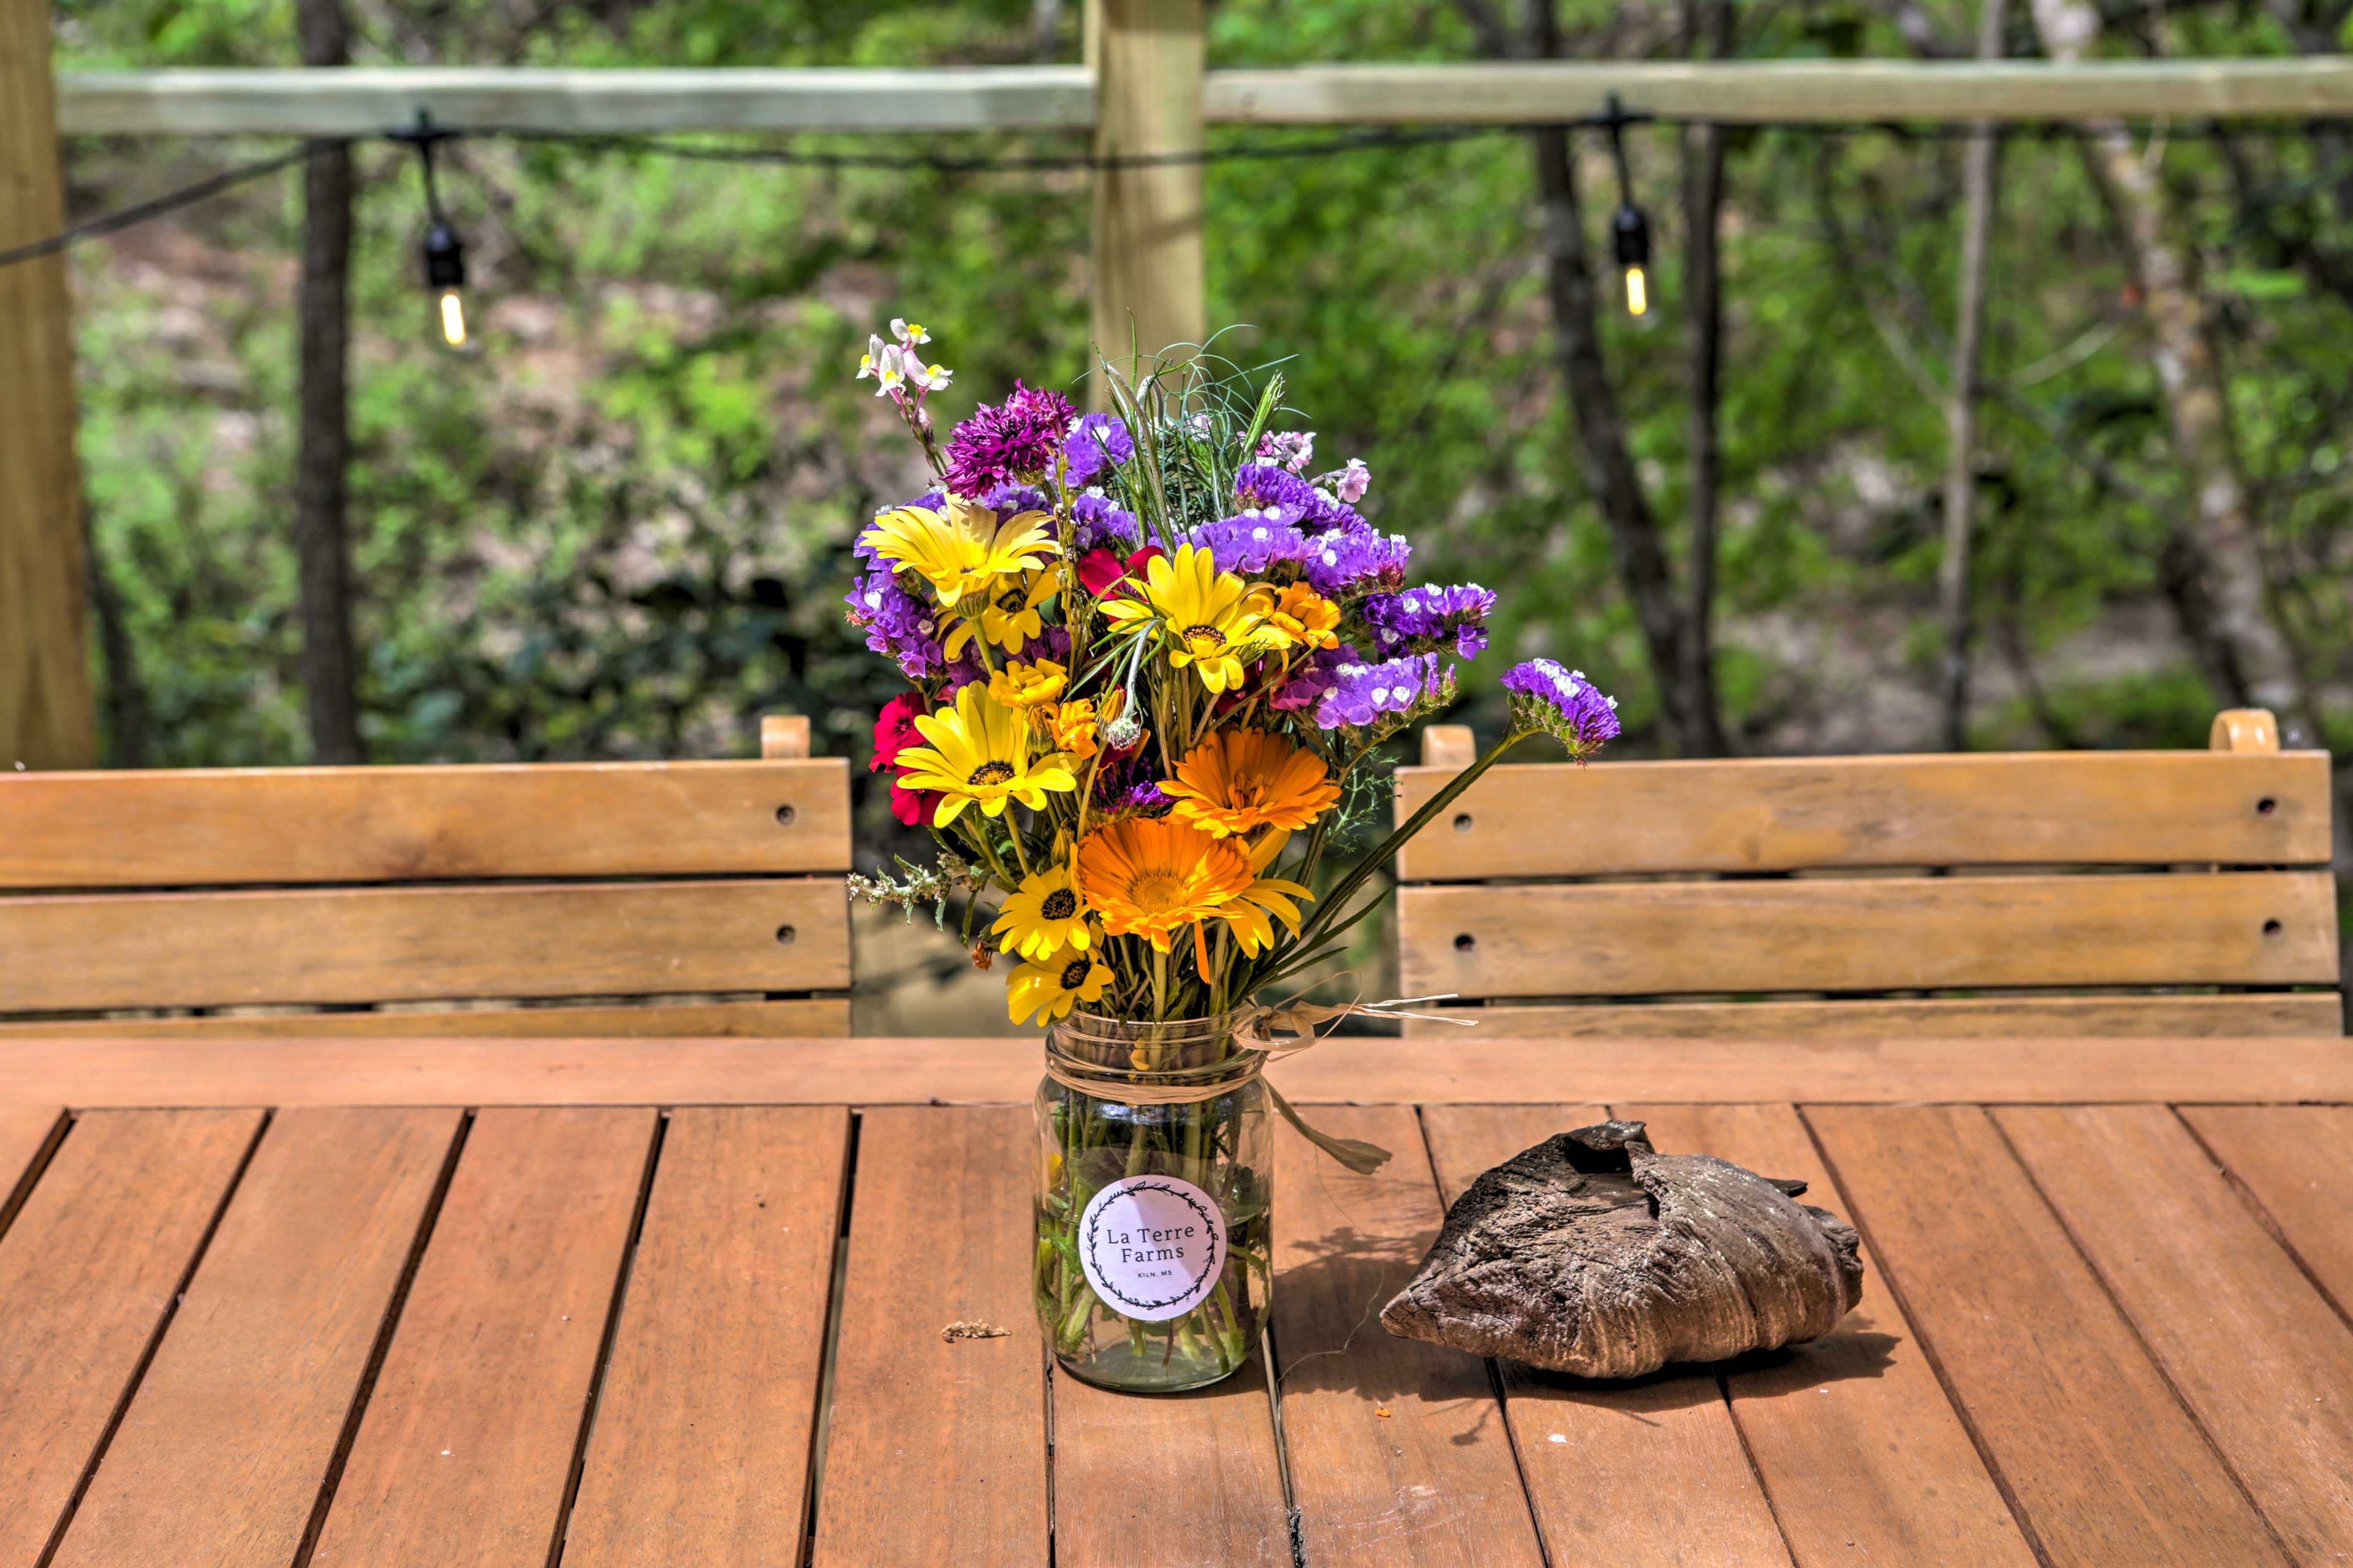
[1007,942,1115,1025]
[859,495,1057,609]
[1218,830,1316,957]
[1077,816,1256,977]
[1252,582,1342,652]
[1160,729,1342,838]
[890,683,1078,828]
[1097,543,1266,694]
[947,569,1055,657]
[991,862,1095,961]
[987,657,1069,712]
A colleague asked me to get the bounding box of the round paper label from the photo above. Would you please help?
[1078,1173,1227,1322]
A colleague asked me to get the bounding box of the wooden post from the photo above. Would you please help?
[0,0,96,768]
[1086,0,1205,387]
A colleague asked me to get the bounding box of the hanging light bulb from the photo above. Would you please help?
[1613,203,1651,318]
[423,219,468,348]
[1602,94,1654,321]
[399,113,473,354]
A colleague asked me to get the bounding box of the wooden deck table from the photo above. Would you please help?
[2,1031,2349,1567]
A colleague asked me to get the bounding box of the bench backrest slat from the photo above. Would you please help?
[1396,751,2332,882]
[1400,871,2337,999]
[1,760,849,888]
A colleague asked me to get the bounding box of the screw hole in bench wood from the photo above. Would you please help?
[2256,796,2278,816]
[1455,933,1477,952]
[775,804,798,826]
[775,925,798,945]
[2262,919,2284,937]
[1453,812,1474,831]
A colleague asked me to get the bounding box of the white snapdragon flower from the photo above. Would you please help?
[857,335,907,397]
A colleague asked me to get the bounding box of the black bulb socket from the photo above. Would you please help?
[423,222,467,290]
[1612,205,1651,271]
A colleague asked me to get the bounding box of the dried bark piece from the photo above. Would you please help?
[1381,1119,1864,1379]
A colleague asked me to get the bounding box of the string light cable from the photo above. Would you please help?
[0,109,2337,279]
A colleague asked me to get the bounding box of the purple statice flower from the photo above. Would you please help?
[941,648,991,694]
[1118,781,1175,819]
[1313,653,1450,730]
[855,490,947,562]
[1302,523,1412,595]
[1362,583,1498,660]
[1013,626,1073,665]
[844,563,948,680]
[1070,492,1139,552]
[943,381,1077,494]
[1232,462,1317,519]
[1502,659,1621,756]
[1333,458,1370,503]
[981,482,1050,518]
[1297,482,1368,534]
[1188,514,1311,577]
[1257,430,1316,473]
[1063,413,1133,486]
[1270,645,1353,713]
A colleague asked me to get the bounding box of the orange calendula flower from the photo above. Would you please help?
[1254,582,1341,652]
[1076,817,1255,976]
[1043,697,1101,759]
[988,657,1068,711]
[1159,729,1342,838]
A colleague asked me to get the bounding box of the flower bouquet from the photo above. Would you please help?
[844,321,1618,1392]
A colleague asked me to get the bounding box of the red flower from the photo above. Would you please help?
[870,692,928,774]
[1077,548,1127,596]
[890,779,942,827]
[1077,544,1164,598]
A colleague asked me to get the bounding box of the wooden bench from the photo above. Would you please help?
[0,715,851,1037]
[1395,708,2344,1038]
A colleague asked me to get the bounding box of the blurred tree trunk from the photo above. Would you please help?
[295,0,362,764]
[85,502,147,768]
[1680,0,1732,756]
[1936,0,2006,751]
[1460,0,1727,756]
[2031,0,2351,894]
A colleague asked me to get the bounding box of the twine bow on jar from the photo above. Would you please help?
[1042,991,1469,1175]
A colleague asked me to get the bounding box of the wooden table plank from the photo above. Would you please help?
[1806,1105,2289,1566]
[47,1108,461,1568]
[0,1108,262,1565]
[2179,1104,2353,1312]
[1623,1102,2034,1567]
[563,1107,849,1568]
[1998,1105,2353,1560]
[10,1032,2353,1108]
[0,1103,64,1232]
[1053,1352,1293,1566]
[307,1107,656,1568]
[1419,1104,1794,1567]
[812,1106,1046,1568]
[1270,1104,1544,1567]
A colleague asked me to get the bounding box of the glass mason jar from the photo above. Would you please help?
[1033,1008,1273,1393]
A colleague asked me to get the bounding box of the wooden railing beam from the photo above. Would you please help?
[51,59,2353,138]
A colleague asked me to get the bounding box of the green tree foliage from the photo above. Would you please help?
[51,0,2353,860]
